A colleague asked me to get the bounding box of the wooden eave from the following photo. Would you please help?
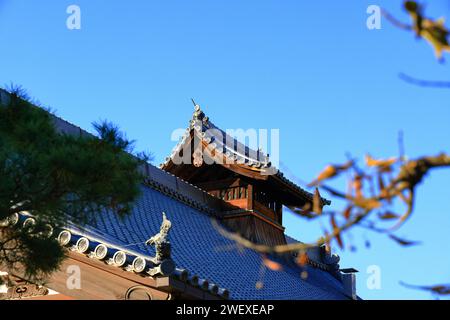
[2,250,222,300]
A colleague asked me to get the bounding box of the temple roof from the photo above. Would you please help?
[160,104,331,208]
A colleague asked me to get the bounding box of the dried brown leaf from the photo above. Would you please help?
[400,282,450,295]
[262,256,283,271]
[353,197,382,210]
[389,234,421,246]
[365,154,398,169]
[296,252,309,267]
[313,188,323,214]
[308,161,353,186]
[343,206,353,220]
[353,175,363,198]
[378,211,400,220]
[288,206,317,220]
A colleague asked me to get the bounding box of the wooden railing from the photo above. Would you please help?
[209,186,248,201]
[208,185,280,223]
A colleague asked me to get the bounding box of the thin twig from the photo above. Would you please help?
[399,73,450,88]
[381,9,413,31]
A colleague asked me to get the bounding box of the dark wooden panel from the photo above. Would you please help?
[221,214,286,247]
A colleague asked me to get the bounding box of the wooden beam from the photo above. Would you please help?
[247,184,254,210]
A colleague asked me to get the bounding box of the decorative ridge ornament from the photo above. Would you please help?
[191,99,208,123]
[146,212,172,263]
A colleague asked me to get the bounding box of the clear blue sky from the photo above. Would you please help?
[1,0,449,300]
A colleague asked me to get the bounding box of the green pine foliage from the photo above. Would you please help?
[0,87,145,284]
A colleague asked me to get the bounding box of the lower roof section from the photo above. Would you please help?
[70,183,350,300]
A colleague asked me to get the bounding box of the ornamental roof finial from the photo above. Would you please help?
[191,98,206,122]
